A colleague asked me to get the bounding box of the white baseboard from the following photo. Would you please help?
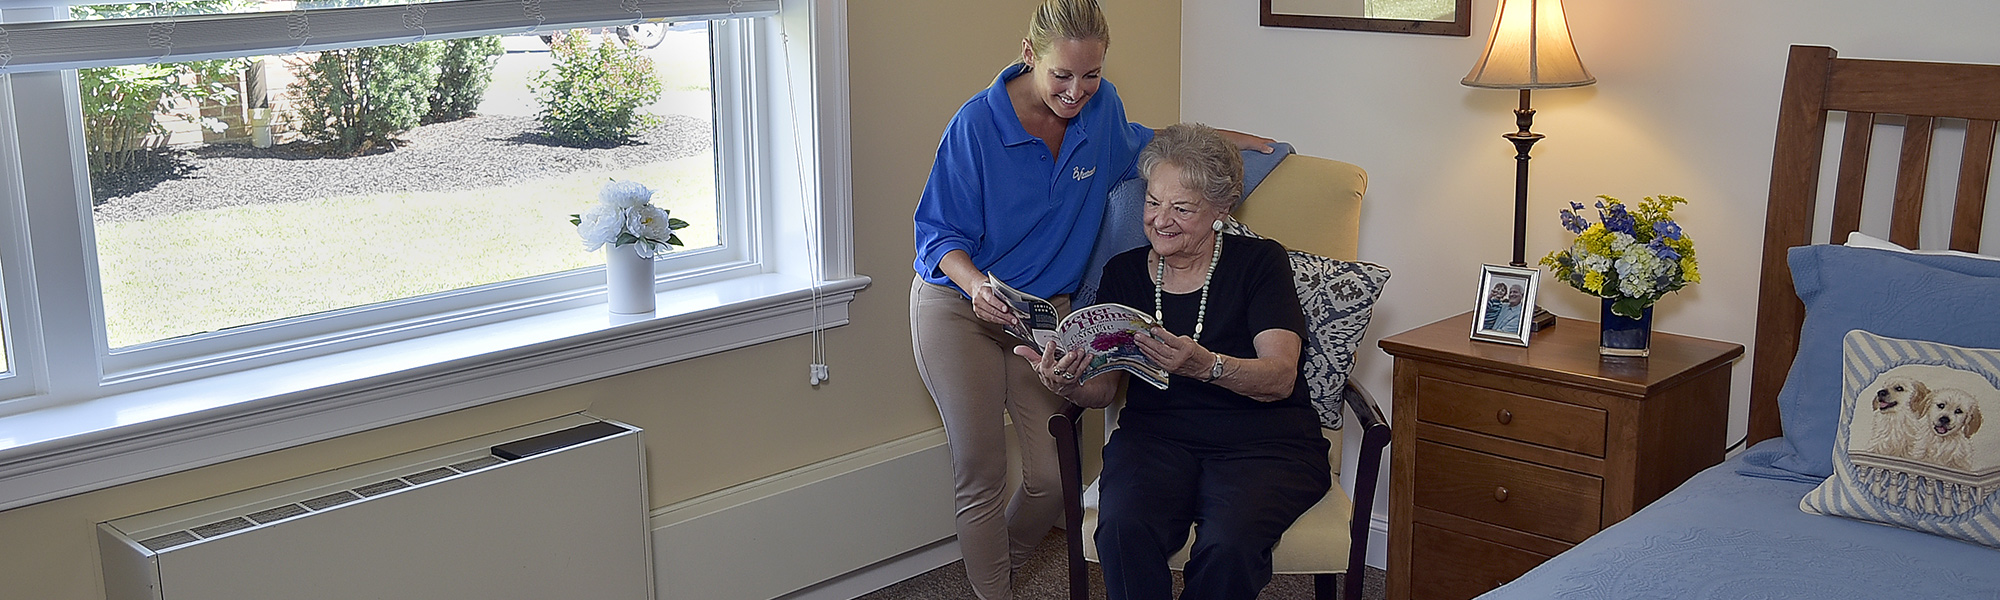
[649,428,957,600]
[645,425,1392,600]
[775,537,962,600]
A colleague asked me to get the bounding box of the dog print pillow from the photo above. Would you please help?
[1803,330,2000,548]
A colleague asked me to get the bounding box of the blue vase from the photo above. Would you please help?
[1599,298,1653,357]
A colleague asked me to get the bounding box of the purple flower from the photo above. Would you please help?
[1570,201,1587,211]
[1600,202,1636,235]
[1559,209,1589,234]
[1647,238,1681,262]
[1654,219,1683,240]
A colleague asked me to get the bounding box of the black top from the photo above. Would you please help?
[1097,234,1321,446]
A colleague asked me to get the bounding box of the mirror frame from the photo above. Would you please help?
[1260,0,1472,37]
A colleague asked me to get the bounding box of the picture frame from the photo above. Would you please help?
[1260,0,1472,37]
[1470,264,1539,346]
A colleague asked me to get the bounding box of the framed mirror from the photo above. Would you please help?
[1261,0,1472,37]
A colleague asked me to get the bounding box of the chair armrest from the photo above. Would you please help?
[1340,380,1392,600]
[1048,403,1091,600]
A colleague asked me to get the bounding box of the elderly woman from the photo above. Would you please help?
[1019,123,1330,599]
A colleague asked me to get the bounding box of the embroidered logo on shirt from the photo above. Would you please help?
[1071,166,1097,181]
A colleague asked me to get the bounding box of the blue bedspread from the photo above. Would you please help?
[1476,439,2000,600]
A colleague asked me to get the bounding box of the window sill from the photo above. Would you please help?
[0,272,870,511]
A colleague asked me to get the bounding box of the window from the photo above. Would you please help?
[0,0,856,510]
[85,27,724,355]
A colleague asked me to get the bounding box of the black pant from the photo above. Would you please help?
[1095,428,1331,600]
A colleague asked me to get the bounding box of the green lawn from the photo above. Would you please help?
[95,152,715,348]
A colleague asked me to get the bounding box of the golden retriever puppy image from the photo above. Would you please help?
[1863,376,1930,458]
[1913,388,1984,470]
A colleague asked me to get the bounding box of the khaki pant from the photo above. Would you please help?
[910,276,1069,600]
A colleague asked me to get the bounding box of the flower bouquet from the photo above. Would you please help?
[573,180,688,315]
[1540,195,1700,319]
[571,179,688,258]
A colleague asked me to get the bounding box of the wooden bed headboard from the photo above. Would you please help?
[1748,45,2000,446]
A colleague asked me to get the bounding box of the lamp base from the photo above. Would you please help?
[1531,306,1558,332]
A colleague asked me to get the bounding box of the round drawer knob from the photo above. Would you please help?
[1494,486,1510,502]
[1496,409,1514,424]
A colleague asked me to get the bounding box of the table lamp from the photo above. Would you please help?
[1463,0,1593,331]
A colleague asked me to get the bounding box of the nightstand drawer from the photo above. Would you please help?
[1416,376,1607,456]
[1414,440,1602,543]
[1411,523,1552,600]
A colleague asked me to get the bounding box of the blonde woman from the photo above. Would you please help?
[910,1,1270,597]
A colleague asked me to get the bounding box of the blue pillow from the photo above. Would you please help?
[1766,244,2000,479]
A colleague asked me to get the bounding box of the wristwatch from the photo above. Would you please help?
[1205,352,1226,382]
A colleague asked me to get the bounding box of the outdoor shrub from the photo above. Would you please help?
[289,43,439,155]
[531,31,663,148]
[424,36,506,124]
[79,60,244,178]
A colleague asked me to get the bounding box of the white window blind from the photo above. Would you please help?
[0,0,777,73]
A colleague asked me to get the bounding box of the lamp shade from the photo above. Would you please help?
[1462,0,1595,89]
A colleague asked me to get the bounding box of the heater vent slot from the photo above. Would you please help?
[189,517,254,539]
[246,504,310,524]
[352,479,409,497]
[139,531,199,551]
[301,491,360,511]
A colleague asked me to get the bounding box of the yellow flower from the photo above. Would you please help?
[1577,225,1613,256]
[1583,270,1607,294]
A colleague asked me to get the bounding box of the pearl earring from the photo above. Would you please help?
[1212,219,1225,232]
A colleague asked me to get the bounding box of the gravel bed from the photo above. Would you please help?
[90,114,713,222]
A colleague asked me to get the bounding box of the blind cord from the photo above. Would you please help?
[776,6,829,386]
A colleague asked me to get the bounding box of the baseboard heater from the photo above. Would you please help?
[98,413,652,600]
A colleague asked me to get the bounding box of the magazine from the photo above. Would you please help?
[986,274,1172,389]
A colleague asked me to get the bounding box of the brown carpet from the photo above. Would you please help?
[856,530,1386,600]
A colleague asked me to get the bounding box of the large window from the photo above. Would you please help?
[86,27,721,351]
[0,0,856,508]
[0,0,779,382]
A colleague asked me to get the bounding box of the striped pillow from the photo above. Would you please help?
[1802,330,2000,548]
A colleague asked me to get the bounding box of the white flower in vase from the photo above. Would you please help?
[575,203,626,252]
[570,179,690,256]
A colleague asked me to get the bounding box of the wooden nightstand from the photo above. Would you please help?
[1377,312,1743,600]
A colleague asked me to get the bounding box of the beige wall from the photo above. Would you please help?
[1182,0,2000,519]
[0,1,1180,598]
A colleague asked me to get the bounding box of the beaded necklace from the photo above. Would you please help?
[1154,233,1223,341]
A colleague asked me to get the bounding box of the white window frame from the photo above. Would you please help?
[0,0,860,511]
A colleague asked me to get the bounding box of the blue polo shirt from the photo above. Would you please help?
[913,63,1154,298]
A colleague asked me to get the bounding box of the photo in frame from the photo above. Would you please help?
[1470,264,1539,346]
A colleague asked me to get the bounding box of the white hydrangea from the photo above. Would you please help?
[1615,249,1670,299]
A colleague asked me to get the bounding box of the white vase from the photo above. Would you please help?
[605,244,656,315]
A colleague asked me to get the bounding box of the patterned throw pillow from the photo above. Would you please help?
[1802,330,2000,548]
[1223,215,1390,429]
[1287,252,1390,429]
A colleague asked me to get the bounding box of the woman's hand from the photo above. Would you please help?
[967,281,1019,327]
[937,250,1019,326]
[1016,345,1087,395]
[1135,326,1213,380]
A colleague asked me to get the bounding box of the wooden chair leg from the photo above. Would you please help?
[1315,573,1339,600]
[1050,406,1089,600]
